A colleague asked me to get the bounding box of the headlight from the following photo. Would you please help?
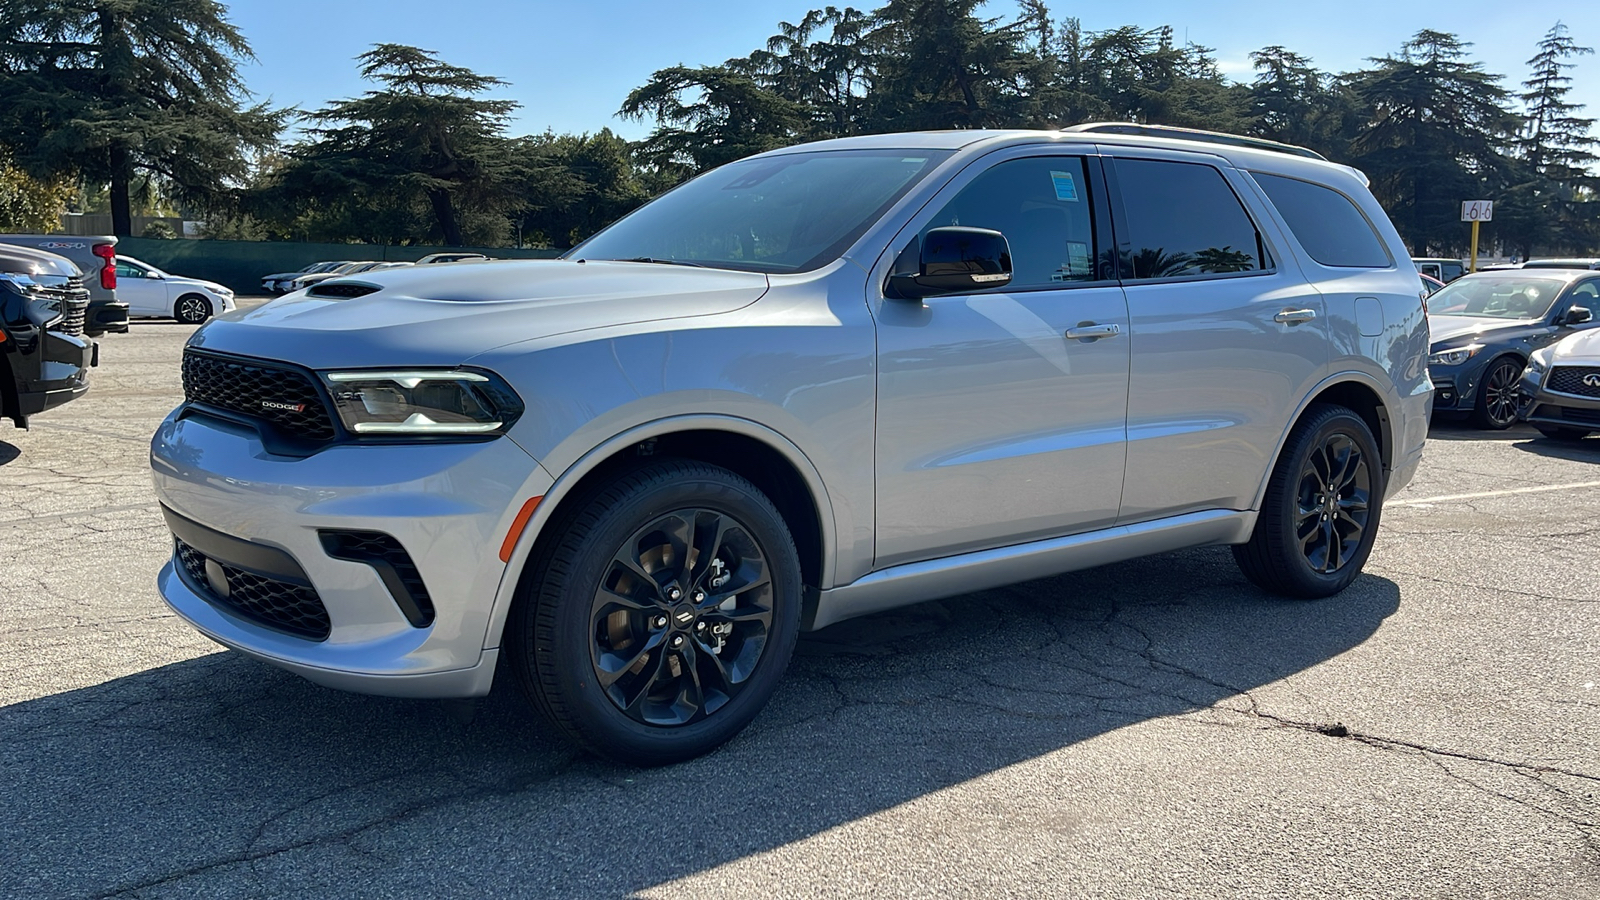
[1522,350,1551,387]
[1428,344,1484,367]
[321,369,523,437]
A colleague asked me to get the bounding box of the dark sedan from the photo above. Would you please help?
[1426,270,1600,428]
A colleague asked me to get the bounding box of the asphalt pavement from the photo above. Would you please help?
[1,304,1596,899]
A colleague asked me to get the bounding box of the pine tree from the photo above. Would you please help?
[1507,22,1598,255]
[1349,31,1520,254]
[0,0,281,236]
[279,45,520,247]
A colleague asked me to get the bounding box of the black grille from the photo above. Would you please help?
[320,530,435,627]
[1547,366,1600,398]
[308,281,380,298]
[40,285,90,336]
[175,539,331,640]
[182,350,337,441]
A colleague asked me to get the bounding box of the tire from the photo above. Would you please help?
[506,459,803,766]
[1535,425,1591,442]
[1233,404,1384,598]
[174,294,213,325]
[1469,356,1523,429]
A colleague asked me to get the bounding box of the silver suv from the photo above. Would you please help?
[151,126,1431,765]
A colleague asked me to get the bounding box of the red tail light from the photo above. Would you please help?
[93,243,116,290]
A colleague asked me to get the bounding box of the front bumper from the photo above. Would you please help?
[6,330,95,425]
[1428,367,1476,411]
[150,409,553,697]
[1519,377,1600,433]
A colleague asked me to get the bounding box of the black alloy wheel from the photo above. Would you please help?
[508,460,801,766]
[591,508,775,726]
[174,294,212,325]
[1471,357,1523,429]
[1294,432,1373,575]
[1234,404,1384,598]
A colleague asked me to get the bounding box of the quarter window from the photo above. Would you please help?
[920,157,1100,289]
[1113,159,1265,280]
[1254,172,1391,268]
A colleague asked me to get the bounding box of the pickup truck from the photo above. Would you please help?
[0,244,96,427]
[0,234,129,336]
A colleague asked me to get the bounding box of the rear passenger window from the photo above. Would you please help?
[1254,172,1391,268]
[1113,159,1264,280]
[920,157,1100,289]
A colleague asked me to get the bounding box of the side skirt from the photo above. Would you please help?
[805,509,1257,631]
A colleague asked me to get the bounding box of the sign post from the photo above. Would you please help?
[1461,200,1494,273]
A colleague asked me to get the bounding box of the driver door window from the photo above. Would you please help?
[920,157,1103,288]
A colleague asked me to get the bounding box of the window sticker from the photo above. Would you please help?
[1050,170,1080,202]
[1067,241,1092,274]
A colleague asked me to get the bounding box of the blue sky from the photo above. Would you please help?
[227,0,1600,140]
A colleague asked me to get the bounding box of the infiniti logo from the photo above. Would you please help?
[1584,373,1600,388]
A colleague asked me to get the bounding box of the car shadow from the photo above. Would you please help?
[1511,435,1599,461]
[0,546,1400,898]
[0,441,17,466]
[1426,420,1540,442]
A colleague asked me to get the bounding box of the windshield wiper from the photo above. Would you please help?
[611,256,709,268]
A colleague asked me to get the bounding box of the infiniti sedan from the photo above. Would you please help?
[1426,270,1600,428]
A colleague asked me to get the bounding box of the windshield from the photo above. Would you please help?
[569,149,953,273]
[1427,276,1567,319]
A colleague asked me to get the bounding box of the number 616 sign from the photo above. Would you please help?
[1461,200,1494,222]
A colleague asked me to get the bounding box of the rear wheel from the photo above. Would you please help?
[1535,425,1591,442]
[174,294,213,325]
[1233,404,1384,598]
[507,460,802,766]
[1470,357,1523,429]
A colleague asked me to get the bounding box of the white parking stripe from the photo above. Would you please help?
[1391,479,1600,507]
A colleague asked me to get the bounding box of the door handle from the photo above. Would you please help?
[1065,322,1122,341]
[1274,308,1318,325]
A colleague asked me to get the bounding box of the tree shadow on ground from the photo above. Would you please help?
[0,546,1399,899]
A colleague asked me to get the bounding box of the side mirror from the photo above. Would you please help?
[888,227,1012,300]
[1564,305,1593,326]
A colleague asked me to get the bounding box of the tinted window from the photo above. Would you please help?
[920,157,1099,289]
[1426,276,1568,319]
[572,149,952,273]
[1566,280,1600,318]
[1254,172,1391,268]
[1114,159,1263,280]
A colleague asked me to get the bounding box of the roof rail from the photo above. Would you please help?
[1063,123,1326,161]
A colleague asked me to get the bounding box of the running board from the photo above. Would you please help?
[806,509,1256,630]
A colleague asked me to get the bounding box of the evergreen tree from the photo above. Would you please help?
[0,0,280,236]
[0,151,73,232]
[1349,31,1520,254]
[864,0,1035,131]
[1504,22,1598,255]
[619,65,809,180]
[279,45,520,247]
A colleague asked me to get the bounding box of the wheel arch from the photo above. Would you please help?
[1251,373,1395,510]
[484,415,837,652]
[173,292,213,320]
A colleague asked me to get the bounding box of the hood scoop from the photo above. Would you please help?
[308,281,381,299]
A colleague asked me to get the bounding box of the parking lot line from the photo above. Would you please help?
[1392,479,1600,507]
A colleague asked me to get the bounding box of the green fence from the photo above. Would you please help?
[115,238,562,295]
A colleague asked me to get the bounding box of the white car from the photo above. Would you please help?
[115,256,236,324]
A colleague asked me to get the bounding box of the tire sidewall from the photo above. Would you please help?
[1473,356,1523,429]
[531,466,802,763]
[175,294,212,324]
[1273,407,1385,594]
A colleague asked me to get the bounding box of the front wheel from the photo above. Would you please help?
[1233,404,1384,598]
[1470,357,1523,429]
[507,460,802,766]
[173,294,213,325]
